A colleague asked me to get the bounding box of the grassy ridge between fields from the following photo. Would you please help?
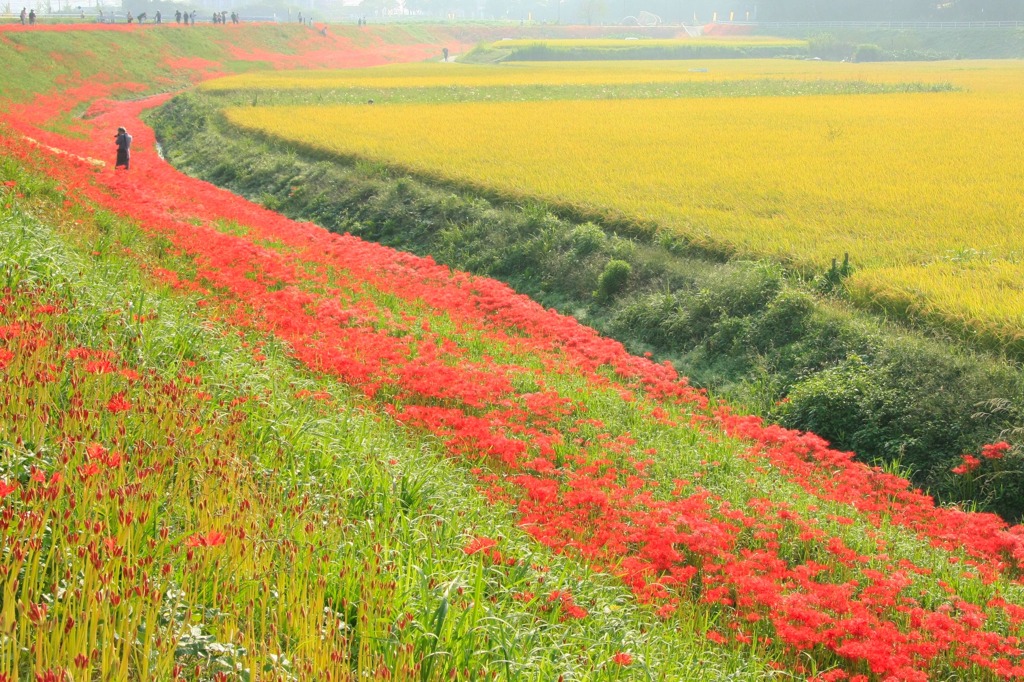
[149,91,1024,521]
[465,39,808,62]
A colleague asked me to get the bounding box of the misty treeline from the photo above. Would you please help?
[367,0,1023,24]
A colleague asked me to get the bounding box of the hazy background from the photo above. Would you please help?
[389,0,1024,24]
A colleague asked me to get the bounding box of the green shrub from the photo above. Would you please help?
[808,32,854,61]
[746,290,815,351]
[570,222,607,256]
[777,355,882,448]
[596,259,631,300]
[688,263,783,334]
[852,44,887,62]
[612,292,698,348]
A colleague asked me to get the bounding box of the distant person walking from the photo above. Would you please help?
[19,7,26,24]
[28,9,35,24]
[442,47,449,62]
[114,126,132,170]
[155,10,161,23]
[174,9,181,22]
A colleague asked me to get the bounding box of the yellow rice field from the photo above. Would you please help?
[200,58,968,92]
[491,37,809,47]
[218,60,1024,347]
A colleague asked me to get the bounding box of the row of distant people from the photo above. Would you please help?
[74,8,242,24]
[16,8,337,26]
[122,10,242,24]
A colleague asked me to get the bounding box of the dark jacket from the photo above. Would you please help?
[115,132,132,168]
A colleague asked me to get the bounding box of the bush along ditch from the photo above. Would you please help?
[149,91,1024,521]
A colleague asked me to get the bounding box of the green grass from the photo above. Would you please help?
[465,39,808,62]
[206,77,953,107]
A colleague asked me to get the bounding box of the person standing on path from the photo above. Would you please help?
[28,9,35,24]
[115,127,132,170]
[442,47,449,62]
[19,7,26,24]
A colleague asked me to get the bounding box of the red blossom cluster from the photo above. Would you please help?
[952,454,982,476]
[185,530,228,548]
[718,410,1024,579]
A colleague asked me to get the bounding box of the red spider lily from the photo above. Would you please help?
[952,454,982,475]
[83,359,116,374]
[0,324,22,340]
[29,468,62,488]
[0,348,13,369]
[103,537,123,557]
[982,441,1012,460]
[462,536,498,555]
[548,590,588,620]
[26,602,48,626]
[33,671,64,682]
[106,392,132,413]
[77,461,102,480]
[706,630,727,645]
[186,530,227,548]
[0,479,17,500]
[85,442,123,468]
[86,442,108,460]
[610,652,633,666]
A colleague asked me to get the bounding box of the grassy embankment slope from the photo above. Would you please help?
[158,57,1024,520]
[0,22,785,681]
[6,23,1024,682]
